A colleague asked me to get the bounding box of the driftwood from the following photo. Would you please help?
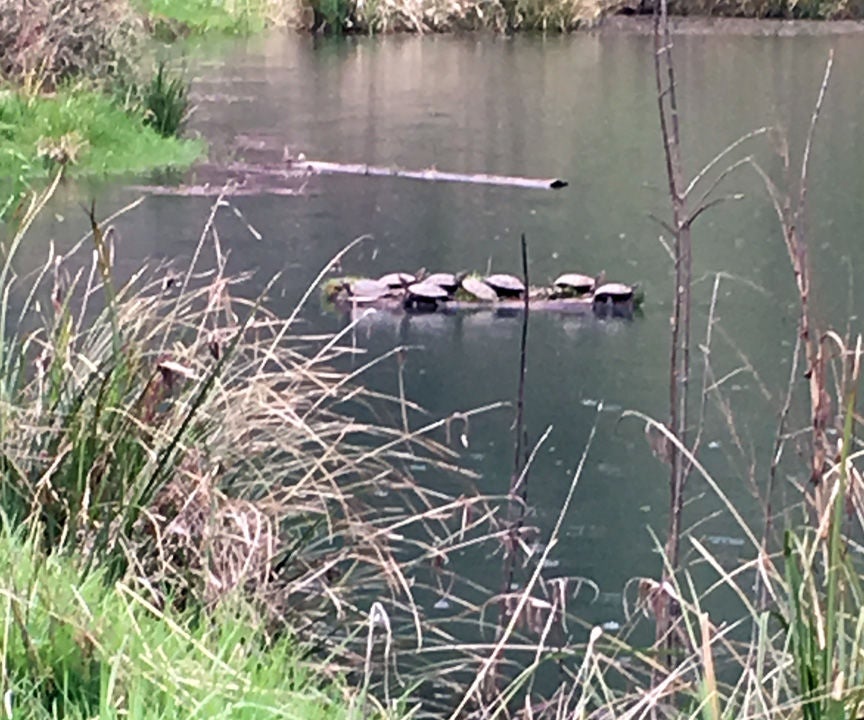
[127,184,306,197]
[288,158,568,190]
[128,157,566,197]
[128,162,310,197]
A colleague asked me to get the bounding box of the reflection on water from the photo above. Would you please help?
[20,29,864,629]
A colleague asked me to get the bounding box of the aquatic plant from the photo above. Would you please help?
[141,61,191,138]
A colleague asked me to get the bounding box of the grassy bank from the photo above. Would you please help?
[0,87,202,183]
[0,0,204,215]
[0,527,354,720]
[143,0,272,34]
[137,0,864,36]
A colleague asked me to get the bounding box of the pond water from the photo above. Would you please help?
[21,26,864,632]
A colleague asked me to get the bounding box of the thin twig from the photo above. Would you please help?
[494,232,532,696]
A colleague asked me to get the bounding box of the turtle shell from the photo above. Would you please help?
[554,273,595,292]
[424,272,459,292]
[460,276,498,302]
[593,282,634,302]
[347,278,391,300]
[378,272,416,288]
[407,281,450,300]
[484,274,525,298]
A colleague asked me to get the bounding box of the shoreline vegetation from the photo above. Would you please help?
[140,0,864,34]
[0,0,204,213]
[6,1,864,719]
[1,178,485,718]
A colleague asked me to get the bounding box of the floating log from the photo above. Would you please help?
[289,158,568,191]
[127,184,305,197]
[344,295,593,314]
[324,291,636,319]
[128,157,566,197]
[128,161,310,197]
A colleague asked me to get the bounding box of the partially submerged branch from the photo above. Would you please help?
[288,157,569,190]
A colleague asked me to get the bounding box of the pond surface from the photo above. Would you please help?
[24,26,864,630]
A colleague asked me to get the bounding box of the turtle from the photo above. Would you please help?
[592,282,635,304]
[378,271,416,289]
[459,275,498,302]
[484,274,526,299]
[423,272,460,294]
[404,281,449,311]
[342,278,391,302]
[553,271,604,298]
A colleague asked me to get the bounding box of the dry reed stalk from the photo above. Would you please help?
[746,54,836,523]
[2,188,522,706]
[0,0,143,88]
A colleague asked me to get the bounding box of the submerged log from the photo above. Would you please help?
[289,158,568,190]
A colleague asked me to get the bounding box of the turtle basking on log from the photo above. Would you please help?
[592,282,640,317]
[339,278,391,302]
[593,282,636,304]
[422,272,460,295]
[484,274,526,299]
[552,271,605,298]
[404,281,450,311]
[322,269,642,318]
[459,275,499,302]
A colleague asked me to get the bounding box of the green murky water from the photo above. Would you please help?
[23,27,864,629]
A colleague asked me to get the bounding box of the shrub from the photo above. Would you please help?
[0,0,144,90]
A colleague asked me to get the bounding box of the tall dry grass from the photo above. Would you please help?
[0,0,144,90]
[0,178,513,710]
[418,8,864,720]
[289,0,620,33]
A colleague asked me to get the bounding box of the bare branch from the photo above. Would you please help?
[795,50,834,229]
[647,212,677,237]
[684,127,771,199]
[687,193,745,227]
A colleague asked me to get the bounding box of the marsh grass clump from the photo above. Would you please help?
[140,61,191,137]
[0,180,507,709]
[295,0,619,32]
[665,0,862,17]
